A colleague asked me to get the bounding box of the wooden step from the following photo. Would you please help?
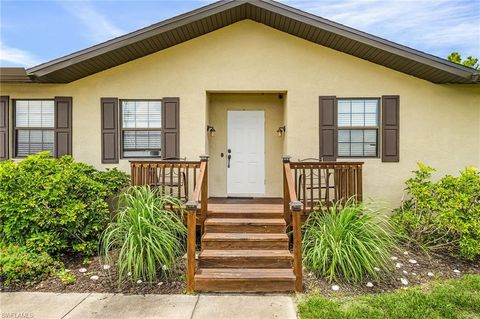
[194,268,295,292]
[204,218,286,233]
[201,233,289,250]
[199,249,293,268]
[208,210,284,219]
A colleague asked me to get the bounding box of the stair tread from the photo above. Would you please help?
[202,233,289,241]
[205,218,286,225]
[200,249,292,258]
[195,268,295,280]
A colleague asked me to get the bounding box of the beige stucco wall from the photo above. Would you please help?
[208,93,284,197]
[1,19,479,207]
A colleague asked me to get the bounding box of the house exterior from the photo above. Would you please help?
[1,0,479,208]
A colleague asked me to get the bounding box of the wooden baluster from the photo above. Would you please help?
[309,166,314,211]
[318,166,322,208]
[200,156,209,228]
[193,167,197,191]
[302,166,306,212]
[168,164,173,195]
[282,157,291,224]
[348,166,357,200]
[161,165,165,195]
[141,164,146,186]
[294,167,298,202]
[357,165,363,202]
[325,167,330,210]
[177,165,181,199]
[185,165,190,201]
[335,167,340,203]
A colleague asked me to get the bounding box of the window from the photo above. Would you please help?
[121,100,162,158]
[337,99,379,157]
[14,100,55,157]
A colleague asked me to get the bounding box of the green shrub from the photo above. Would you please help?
[392,163,480,260]
[100,186,186,284]
[0,243,59,286]
[303,200,395,283]
[55,269,77,285]
[0,152,129,256]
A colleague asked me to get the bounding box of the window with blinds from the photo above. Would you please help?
[337,99,379,157]
[121,100,162,158]
[15,100,55,157]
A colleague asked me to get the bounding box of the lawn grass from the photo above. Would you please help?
[297,275,480,319]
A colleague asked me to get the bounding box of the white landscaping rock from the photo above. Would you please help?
[90,275,99,281]
[366,282,374,288]
[137,279,143,284]
[403,270,408,275]
[374,267,381,272]
[162,265,168,271]
[331,285,340,291]
[427,272,434,277]
[408,259,418,264]
[403,251,409,256]
[103,265,111,270]
[395,262,403,269]
[391,256,398,261]
[157,282,164,286]
[127,272,132,277]
[412,272,417,276]
[453,269,461,274]
[400,278,409,285]
[78,268,87,273]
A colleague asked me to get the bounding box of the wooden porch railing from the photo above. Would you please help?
[185,156,208,293]
[283,156,364,292]
[283,157,303,292]
[130,156,209,293]
[291,160,363,213]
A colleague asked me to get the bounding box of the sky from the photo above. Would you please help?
[0,0,479,68]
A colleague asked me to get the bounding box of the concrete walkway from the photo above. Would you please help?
[0,292,298,319]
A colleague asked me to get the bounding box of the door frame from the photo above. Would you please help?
[226,110,266,197]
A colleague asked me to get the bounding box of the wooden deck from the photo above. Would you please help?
[195,199,295,292]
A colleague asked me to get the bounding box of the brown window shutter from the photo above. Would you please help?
[382,95,400,162]
[54,96,72,158]
[162,97,179,159]
[0,96,9,160]
[319,96,337,161]
[101,98,119,163]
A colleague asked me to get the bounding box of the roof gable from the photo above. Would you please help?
[12,0,480,84]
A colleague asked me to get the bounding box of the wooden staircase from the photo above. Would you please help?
[194,203,295,292]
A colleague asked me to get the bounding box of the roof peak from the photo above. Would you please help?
[6,0,479,83]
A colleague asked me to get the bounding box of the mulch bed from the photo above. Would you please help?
[2,248,478,295]
[1,255,186,294]
[303,247,480,296]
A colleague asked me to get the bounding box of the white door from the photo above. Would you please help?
[227,111,265,196]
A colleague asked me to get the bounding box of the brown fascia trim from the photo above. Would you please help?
[25,0,478,82]
[0,67,34,83]
[26,0,240,77]
[256,0,477,79]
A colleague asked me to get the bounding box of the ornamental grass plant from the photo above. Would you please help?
[302,199,395,283]
[100,186,186,284]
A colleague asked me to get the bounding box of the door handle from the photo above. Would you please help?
[227,149,231,168]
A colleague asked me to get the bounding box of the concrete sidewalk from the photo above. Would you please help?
[0,292,298,319]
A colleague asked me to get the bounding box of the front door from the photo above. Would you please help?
[227,111,265,196]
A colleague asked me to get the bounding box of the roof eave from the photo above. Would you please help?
[22,0,480,84]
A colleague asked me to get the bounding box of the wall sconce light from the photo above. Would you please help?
[207,125,216,137]
[277,126,286,137]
